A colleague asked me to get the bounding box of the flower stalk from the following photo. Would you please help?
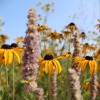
[50,67,57,100]
[22,8,44,99]
[68,32,83,100]
[91,73,98,100]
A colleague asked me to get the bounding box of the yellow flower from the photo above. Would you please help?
[79,32,86,40]
[15,37,24,43]
[37,24,51,32]
[11,43,23,55]
[0,44,21,66]
[82,43,95,54]
[0,34,9,47]
[74,56,98,74]
[65,22,78,31]
[62,30,72,38]
[57,52,72,59]
[0,34,9,40]
[95,19,100,32]
[39,54,62,75]
[84,82,91,89]
[48,30,63,40]
[84,81,100,89]
[94,49,100,62]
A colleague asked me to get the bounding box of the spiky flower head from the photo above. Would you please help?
[22,8,40,92]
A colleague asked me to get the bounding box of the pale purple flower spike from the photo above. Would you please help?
[22,8,44,100]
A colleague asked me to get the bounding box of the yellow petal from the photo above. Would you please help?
[54,59,62,73]
[39,58,44,62]
[8,50,13,64]
[52,60,59,75]
[12,50,20,64]
[40,61,45,75]
[0,49,4,63]
[93,60,98,73]
[74,57,85,63]
[84,82,90,89]
[89,61,94,74]
[4,50,9,66]
[45,61,49,74]
[0,49,4,54]
[81,60,88,71]
[77,61,83,71]
[48,61,53,75]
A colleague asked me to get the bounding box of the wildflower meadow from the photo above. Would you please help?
[0,1,100,100]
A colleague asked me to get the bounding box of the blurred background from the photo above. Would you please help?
[0,0,99,44]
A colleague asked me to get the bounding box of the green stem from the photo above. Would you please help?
[68,34,72,52]
[65,58,71,100]
[6,67,9,100]
[48,74,50,100]
[0,64,3,99]
[12,62,15,100]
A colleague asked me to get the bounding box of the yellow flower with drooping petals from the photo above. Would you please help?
[15,37,24,43]
[95,19,100,32]
[0,44,21,66]
[62,30,72,38]
[57,52,72,59]
[39,54,62,75]
[79,32,86,40]
[0,34,9,47]
[94,49,100,62]
[37,24,51,32]
[74,56,98,74]
[48,30,63,40]
[65,22,78,31]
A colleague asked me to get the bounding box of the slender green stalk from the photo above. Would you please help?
[68,34,71,52]
[65,34,72,100]
[0,64,3,99]
[65,58,70,100]
[50,68,57,100]
[6,67,9,100]
[12,61,15,100]
[48,74,50,100]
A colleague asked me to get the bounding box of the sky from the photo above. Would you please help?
[0,0,99,44]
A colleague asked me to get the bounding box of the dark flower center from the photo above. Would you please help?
[81,32,85,34]
[68,52,71,54]
[85,56,93,60]
[1,44,11,49]
[69,22,75,26]
[38,24,40,26]
[44,54,53,60]
[11,43,18,48]
[85,43,89,45]
[0,35,4,37]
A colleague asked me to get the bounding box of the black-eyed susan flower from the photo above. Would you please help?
[39,54,62,75]
[0,34,9,46]
[94,49,100,62]
[15,37,24,43]
[65,22,78,31]
[0,34,9,40]
[0,44,21,66]
[62,30,72,38]
[37,24,51,32]
[82,43,95,54]
[79,32,86,40]
[48,30,63,40]
[57,52,72,59]
[74,56,98,74]
[95,19,100,32]
[84,81,100,89]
